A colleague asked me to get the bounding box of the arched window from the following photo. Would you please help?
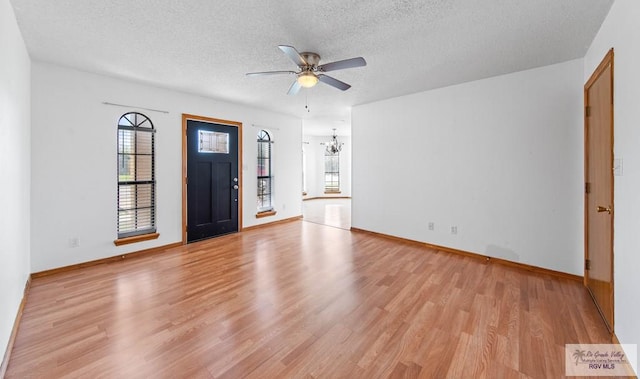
[117,112,156,239]
[257,130,273,213]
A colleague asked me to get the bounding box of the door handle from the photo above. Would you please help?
[597,205,612,214]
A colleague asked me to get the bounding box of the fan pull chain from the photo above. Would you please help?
[305,93,310,113]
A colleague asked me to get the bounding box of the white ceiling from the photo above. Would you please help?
[10,0,613,136]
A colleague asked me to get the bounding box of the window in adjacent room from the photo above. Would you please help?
[324,151,340,193]
[302,145,307,196]
[256,129,276,217]
[115,112,158,245]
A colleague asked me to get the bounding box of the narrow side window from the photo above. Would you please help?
[257,130,274,213]
[117,112,156,238]
[324,151,340,193]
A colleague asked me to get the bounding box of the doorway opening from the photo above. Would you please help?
[302,123,352,230]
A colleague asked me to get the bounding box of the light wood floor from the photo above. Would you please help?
[303,198,351,230]
[7,221,612,378]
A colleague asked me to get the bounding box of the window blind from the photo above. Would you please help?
[117,112,156,238]
[257,130,273,211]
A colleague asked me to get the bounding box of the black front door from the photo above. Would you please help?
[186,120,239,242]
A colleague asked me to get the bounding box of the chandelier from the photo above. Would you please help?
[325,128,344,154]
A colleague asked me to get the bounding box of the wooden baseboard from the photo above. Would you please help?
[242,215,302,231]
[31,218,308,278]
[350,227,582,282]
[31,242,183,279]
[0,277,32,377]
[303,196,352,201]
[32,217,301,278]
[612,332,621,344]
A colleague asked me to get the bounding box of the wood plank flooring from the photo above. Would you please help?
[303,198,351,230]
[6,221,613,378]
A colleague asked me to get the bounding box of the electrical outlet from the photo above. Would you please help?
[428,222,434,231]
[451,226,458,235]
[69,237,79,248]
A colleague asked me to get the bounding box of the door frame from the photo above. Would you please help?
[182,114,243,244]
[583,48,614,332]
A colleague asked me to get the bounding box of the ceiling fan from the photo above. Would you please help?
[246,45,366,95]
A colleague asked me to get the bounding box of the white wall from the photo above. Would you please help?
[584,0,640,369]
[31,62,302,272]
[303,134,351,198]
[353,58,584,275]
[0,0,31,364]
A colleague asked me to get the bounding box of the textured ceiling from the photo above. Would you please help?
[10,0,613,135]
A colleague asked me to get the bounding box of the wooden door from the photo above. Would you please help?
[584,49,614,332]
[184,116,241,243]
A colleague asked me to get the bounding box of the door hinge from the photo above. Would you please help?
[585,259,591,271]
[185,176,188,185]
[585,106,591,117]
[585,182,591,194]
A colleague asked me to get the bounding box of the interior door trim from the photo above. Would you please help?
[583,48,614,332]
[182,114,243,244]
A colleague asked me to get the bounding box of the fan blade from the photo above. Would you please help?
[317,74,351,91]
[287,80,301,95]
[318,57,366,72]
[278,45,308,67]
[246,70,296,77]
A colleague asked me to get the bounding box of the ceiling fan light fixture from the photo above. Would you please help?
[247,45,366,94]
[297,72,318,88]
